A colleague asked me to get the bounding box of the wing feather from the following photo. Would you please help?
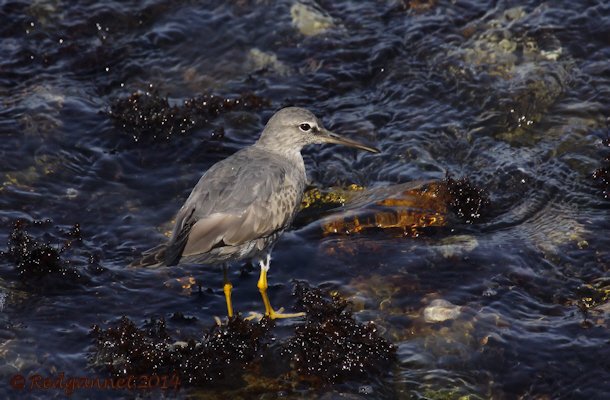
[162,147,304,265]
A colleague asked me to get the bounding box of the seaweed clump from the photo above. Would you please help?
[90,317,175,376]
[283,284,395,383]
[90,316,272,386]
[1,219,84,282]
[109,90,269,142]
[592,138,610,200]
[175,316,272,385]
[440,175,490,223]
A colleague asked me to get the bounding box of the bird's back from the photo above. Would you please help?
[160,145,306,266]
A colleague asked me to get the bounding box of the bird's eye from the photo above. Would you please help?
[299,123,311,132]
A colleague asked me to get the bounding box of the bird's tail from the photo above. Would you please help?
[128,244,168,268]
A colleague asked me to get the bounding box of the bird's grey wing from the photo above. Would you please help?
[129,243,167,268]
[163,205,197,265]
[164,151,301,265]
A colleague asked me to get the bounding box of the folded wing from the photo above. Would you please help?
[164,148,302,266]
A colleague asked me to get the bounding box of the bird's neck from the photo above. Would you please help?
[253,142,305,171]
[255,138,302,157]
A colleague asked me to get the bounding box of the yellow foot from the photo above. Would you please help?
[214,315,241,325]
[245,311,264,321]
[245,308,306,321]
[268,309,306,319]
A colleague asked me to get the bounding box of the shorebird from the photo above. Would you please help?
[132,107,379,318]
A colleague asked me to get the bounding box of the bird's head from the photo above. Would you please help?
[257,107,379,154]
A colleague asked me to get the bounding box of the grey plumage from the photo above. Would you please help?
[132,107,378,269]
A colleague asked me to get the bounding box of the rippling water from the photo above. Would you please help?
[1,0,609,399]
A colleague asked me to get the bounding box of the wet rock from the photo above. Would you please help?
[592,138,610,200]
[574,280,609,311]
[164,276,200,296]
[283,284,395,383]
[301,184,365,209]
[308,176,489,238]
[0,339,41,375]
[315,181,448,237]
[290,2,334,37]
[90,315,273,386]
[569,278,610,328]
[108,90,269,142]
[1,153,64,191]
[423,299,461,323]
[533,210,587,256]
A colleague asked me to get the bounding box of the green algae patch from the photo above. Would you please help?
[301,184,364,210]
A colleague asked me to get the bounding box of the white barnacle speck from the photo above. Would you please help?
[66,188,78,199]
[541,47,563,61]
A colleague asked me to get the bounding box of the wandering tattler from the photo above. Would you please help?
[132,107,379,318]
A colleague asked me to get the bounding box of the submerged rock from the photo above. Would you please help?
[299,184,364,217]
[438,6,573,143]
[7,84,65,135]
[435,235,479,258]
[314,181,447,237]
[306,176,489,238]
[290,2,334,37]
[1,153,65,192]
[423,299,461,323]
[246,48,291,76]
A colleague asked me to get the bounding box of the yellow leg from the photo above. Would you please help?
[257,267,273,316]
[223,281,234,318]
[256,260,305,320]
[223,265,234,318]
